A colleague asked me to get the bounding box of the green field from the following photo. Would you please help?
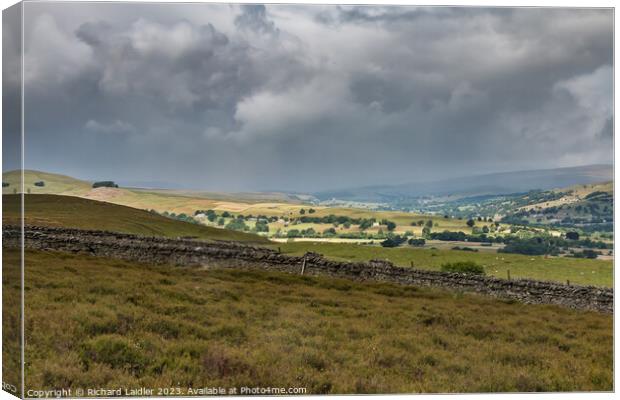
[5,249,612,393]
[271,242,613,287]
[2,194,269,244]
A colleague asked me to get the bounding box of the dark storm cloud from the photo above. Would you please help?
[235,4,279,35]
[18,3,613,192]
[3,3,22,172]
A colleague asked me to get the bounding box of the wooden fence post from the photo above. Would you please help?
[507,270,511,280]
[301,256,306,275]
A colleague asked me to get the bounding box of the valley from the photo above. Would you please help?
[2,167,614,394]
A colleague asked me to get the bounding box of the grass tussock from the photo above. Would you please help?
[4,249,612,394]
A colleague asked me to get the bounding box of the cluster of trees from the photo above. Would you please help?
[380,235,407,247]
[296,215,399,231]
[92,181,118,188]
[193,209,279,232]
[410,220,434,227]
[154,210,200,225]
[285,227,337,238]
[451,246,478,252]
[569,249,601,259]
[225,217,249,231]
[428,231,497,243]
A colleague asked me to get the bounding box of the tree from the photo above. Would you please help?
[222,211,231,218]
[422,226,431,237]
[217,218,225,226]
[308,208,316,214]
[408,238,425,246]
[466,219,475,227]
[425,220,433,228]
[323,227,336,237]
[255,221,269,233]
[385,221,396,231]
[300,209,306,215]
[482,225,490,234]
[359,219,373,230]
[287,229,301,238]
[226,219,248,231]
[566,231,580,240]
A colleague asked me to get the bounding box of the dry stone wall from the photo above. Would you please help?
[2,225,613,313]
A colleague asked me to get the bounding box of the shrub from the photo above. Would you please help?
[34,181,45,187]
[202,346,250,378]
[80,335,147,375]
[571,249,600,259]
[451,246,478,252]
[408,238,425,246]
[441,261,485,275]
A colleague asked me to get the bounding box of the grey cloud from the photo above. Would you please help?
[16,3,614,192]
[235,5,278,35]
[85,119,136,135]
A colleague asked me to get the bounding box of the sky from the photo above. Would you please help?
[4,3,614,192]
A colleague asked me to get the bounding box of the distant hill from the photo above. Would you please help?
[500,181,613,231]
[2,169,93,196]
[2,169,305,210]
[315,165,613,202]
[2,194,270,243]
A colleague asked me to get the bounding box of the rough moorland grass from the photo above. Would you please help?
[7,249,611,394]
[2,194,269,244]
[271,242,613,287]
